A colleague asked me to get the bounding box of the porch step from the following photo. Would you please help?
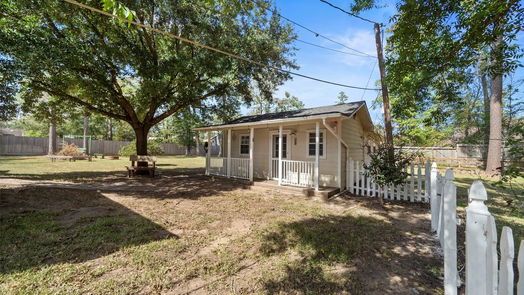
[250,181,312,197]
[250,180,340,199]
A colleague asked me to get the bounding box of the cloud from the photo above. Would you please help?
[328,29,377,67]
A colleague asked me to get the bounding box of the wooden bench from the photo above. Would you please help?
[126,155,156,177]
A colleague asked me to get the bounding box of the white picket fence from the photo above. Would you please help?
[430,163,524,295]
[347,158,431,202]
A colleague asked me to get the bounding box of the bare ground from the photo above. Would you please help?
[0,175,443,294]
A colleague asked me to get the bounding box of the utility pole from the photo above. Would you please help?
[373,23,394,151]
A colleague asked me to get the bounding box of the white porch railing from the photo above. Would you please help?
[271,159,278,180]
[281,160,315,187]
[230,158,250,179]
[209,157,250,180]
[209,157,227,176]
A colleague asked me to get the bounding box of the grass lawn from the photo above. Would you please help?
[1,156,521,294]
[0,156,444,294]
[0,155,205,182]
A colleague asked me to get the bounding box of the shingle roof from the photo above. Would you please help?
[198,101,365,129]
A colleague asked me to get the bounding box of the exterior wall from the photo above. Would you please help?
[223,120,341,187]
[213,115,368,188]
[341,117,365,162]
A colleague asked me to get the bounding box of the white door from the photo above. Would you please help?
[270,134,289,180]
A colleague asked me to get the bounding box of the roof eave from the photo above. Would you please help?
[194,113,345,131]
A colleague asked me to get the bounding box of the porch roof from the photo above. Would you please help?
[195,101,365,131]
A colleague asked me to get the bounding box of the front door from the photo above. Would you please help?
[270,134,289,180]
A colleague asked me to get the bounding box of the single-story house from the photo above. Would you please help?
[194,101,379,191]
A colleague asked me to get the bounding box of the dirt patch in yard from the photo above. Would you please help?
[0,178,443,294]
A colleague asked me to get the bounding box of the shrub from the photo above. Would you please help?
[57,144,84,156]
[118,141,165,156]
[363,144,417,205]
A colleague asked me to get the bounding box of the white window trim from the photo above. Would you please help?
[306,129,327,159]
[239,133,250,156]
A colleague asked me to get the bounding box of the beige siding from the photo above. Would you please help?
[214,114,369,188]
[341,117,365,162]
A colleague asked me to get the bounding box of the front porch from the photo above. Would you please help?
[200,117,346,191]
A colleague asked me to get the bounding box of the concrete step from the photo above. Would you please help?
[248,184,311,197]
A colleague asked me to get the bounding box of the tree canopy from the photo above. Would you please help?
[0,0,297,154]
[249,91,304,115]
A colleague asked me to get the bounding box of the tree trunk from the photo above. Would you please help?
[195,132,200,156]
[83,116,89,153]
[374,23,394,161]
[481,73,490,147]
[48,123,57,155]
[134,126,149,155]
[107,118,113,141]
[485,31,504,174]
[186,145,190,156]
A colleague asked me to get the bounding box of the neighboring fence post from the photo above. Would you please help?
[430,162,438,231]
[443,169,457,295]
[499,226,515,295]
[465,180,491,295]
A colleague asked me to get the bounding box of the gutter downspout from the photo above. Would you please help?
[322,118,351,194]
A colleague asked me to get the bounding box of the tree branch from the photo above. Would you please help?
[32,80,128,121]
[149,84,229,126]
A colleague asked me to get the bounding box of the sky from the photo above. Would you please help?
[255,0,397,123]
[252,0,524,123]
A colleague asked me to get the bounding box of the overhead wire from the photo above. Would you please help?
[360,62,378,100]
[276,13,376,57]
[318,0,379,25]
[62,0,381,91]
[295,39,374,58]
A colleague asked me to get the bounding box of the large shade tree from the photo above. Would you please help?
[349,0,522,172]
[0,0,296,154]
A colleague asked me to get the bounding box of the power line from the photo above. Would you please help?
[319,0,379,25]
[276,13,376,57]
[62,0,381,91]
[295,39,375,58]
[361,62,378,100]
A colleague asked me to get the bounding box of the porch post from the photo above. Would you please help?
[206,131,211,175]
[227,128,231,178]
[249,127,254,181]
[337,119,342,189]
[315,121,320,191]
[278,125,283,185]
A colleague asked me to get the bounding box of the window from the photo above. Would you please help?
[308,131,324,157]
[240,135,250,155]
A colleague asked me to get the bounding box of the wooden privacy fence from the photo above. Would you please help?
[430,163,524,295]
[0,135,189,156]
[347,158,431,203]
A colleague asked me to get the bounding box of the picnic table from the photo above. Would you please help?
[48,155,92,162]
[126,155,156,177]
